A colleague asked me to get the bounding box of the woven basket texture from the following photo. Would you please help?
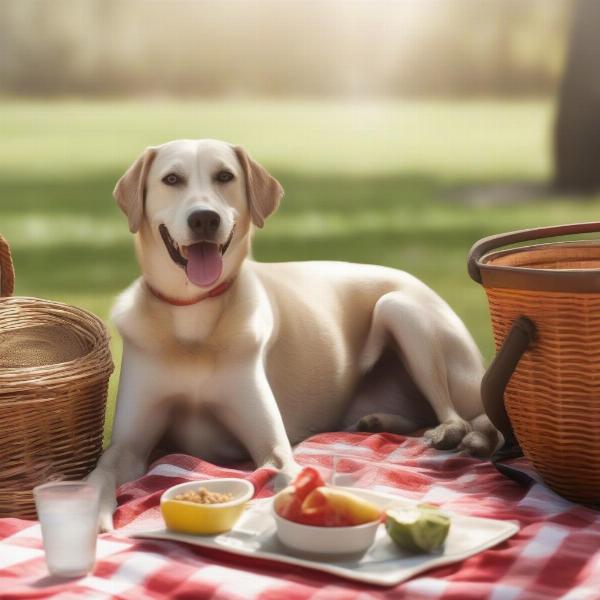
[0,235,113,518]
[485,242,600,505]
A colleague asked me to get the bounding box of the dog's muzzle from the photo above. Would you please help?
[158,224,235,268]
[158,223,235,288]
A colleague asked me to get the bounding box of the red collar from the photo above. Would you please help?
[145,279,233,306]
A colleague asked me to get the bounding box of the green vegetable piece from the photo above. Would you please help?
[385,504,450,552]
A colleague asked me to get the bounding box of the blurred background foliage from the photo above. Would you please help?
[0,0,571,97]
[1,0,599,439]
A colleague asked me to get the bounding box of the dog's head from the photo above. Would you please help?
[114,139,283,289]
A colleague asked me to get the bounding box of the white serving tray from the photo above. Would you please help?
[126,487,519,587]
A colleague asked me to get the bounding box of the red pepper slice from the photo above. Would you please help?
[291,467,325,501]
[275,467,337,525]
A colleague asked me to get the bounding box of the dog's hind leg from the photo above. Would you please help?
[359,291,491,453]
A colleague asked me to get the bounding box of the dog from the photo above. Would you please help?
[87,139,498,530]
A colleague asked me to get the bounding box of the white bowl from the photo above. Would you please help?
[272,509,380,555]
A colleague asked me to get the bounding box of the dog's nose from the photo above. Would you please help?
[187,210,221,237]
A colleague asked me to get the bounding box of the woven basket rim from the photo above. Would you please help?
[479,239,600,293]
[0,295,113,383]
[482,239,600,269]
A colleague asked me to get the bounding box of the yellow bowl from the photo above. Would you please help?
[160,478,254,535]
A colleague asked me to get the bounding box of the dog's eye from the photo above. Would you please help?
[162,173,181,186]
[215,170,234,183]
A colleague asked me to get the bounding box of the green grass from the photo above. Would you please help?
[1,98,599,442]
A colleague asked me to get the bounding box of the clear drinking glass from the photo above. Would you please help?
[33,481,100,577]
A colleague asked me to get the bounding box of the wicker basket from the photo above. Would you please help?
[468,222,600,506]
[0,235,113,518]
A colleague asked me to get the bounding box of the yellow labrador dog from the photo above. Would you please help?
[88,139,498,530]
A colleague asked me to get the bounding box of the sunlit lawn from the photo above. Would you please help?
[1,98,599,442]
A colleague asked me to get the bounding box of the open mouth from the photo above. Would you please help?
[159,224,235,288]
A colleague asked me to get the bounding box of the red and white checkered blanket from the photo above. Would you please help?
[1,432,600,599]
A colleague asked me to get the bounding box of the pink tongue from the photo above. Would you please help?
[185,242,223,287]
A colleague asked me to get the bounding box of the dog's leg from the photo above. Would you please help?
[217,361,299,488]
[87,345,170,530]
[87,445,150,531]
[360,293,485,452]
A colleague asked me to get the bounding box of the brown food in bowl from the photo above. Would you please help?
[173,487,233,504]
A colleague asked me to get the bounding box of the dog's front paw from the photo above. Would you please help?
[424,419,471,451]
[86,467,117,532]
[95,488,117,532]
[98,506,116,532]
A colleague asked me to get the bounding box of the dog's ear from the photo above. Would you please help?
[113,147,157,233]
[234,146,284,228]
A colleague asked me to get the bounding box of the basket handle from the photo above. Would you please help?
[482,316,536,445]
[468,221,600,284]
[0,235,15,297]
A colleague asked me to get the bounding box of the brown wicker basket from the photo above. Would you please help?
[0,235,113,518]
[468,222,600,506]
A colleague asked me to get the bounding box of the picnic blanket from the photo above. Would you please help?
[1,432,600,600]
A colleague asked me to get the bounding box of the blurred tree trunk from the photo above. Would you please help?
[554,0,600,193]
